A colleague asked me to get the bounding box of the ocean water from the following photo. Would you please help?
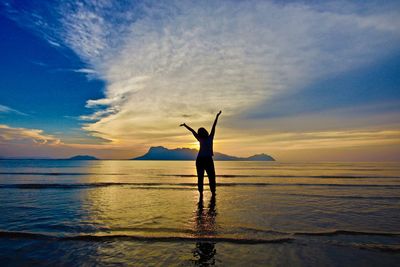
[0,160,399,266]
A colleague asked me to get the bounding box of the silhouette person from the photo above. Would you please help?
[181,111,221,197]
[193,195,217,265]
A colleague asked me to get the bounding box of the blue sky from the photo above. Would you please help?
[0,1,399,160]
[246,52,400,119]
[0,13,104,137]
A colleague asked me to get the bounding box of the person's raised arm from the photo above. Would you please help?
[180,123,199,140]
[210,111,222,138]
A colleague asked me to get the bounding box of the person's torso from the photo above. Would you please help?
[197,136,214,158]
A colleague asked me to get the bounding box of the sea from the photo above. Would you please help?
[0,160,399,266]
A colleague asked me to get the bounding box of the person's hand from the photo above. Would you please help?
[180,123,186,127]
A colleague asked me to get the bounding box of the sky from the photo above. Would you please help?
[0,0,399,161]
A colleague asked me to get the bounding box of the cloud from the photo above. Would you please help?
[238,129,400,150]
[212,126,400,161]
[47,39,61,47]
[57,1,400,144]
[0,124,60,145]
[0,104,27,116]
[72,68,97,75]
[3,1,400,152]
[0,124,137,159]
[47,67,99,79]
[71,67,98,79]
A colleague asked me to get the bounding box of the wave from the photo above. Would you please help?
[65,235,293,244]
[161,174,400,179]
[216,227,400,237]
[0,183,194,189]
[229,228,400,237]
[1,182,400,190]
[293,230,400,237]
[348,243,400,253]
[1,172,399,180]
[0,231,50,239]
[0,172,126,176]
[275,193,400,200]
[0,231,293,244]
[1,229,399,251]
[326,240,400,253]
[110,226,287,236]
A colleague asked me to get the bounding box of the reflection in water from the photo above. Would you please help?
[2,160,400,265]
[193,195,217,265]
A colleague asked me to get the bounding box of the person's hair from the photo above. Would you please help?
[197,127,209,139]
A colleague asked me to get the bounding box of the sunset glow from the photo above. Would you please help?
[0,1,399,161]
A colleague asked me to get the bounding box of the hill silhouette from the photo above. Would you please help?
[132,146,275,161]
[67,155,98,160]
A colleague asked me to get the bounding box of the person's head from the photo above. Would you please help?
[197,127,209,139]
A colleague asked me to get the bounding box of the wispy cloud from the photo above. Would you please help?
[237,129,400,151]
[30,60,48,67]
[72,68,97,75]
[0,124,60,145]
[51,1,400,145]
[0,104,27,116]
[71,67,98,79]
[211,127,400,161]
[0,124,140,159]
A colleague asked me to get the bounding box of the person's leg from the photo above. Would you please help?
[196,158,205,195]
[205,157,216,195]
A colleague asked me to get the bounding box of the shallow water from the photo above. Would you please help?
[0,160,399,266]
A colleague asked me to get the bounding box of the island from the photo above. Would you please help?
[66,155,99,160]
[132,146,275,161]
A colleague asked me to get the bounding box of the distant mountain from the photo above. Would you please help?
[132,146,275,161]
[67,155,98,160]
[133,146,197,160]
[245,153,275,161]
